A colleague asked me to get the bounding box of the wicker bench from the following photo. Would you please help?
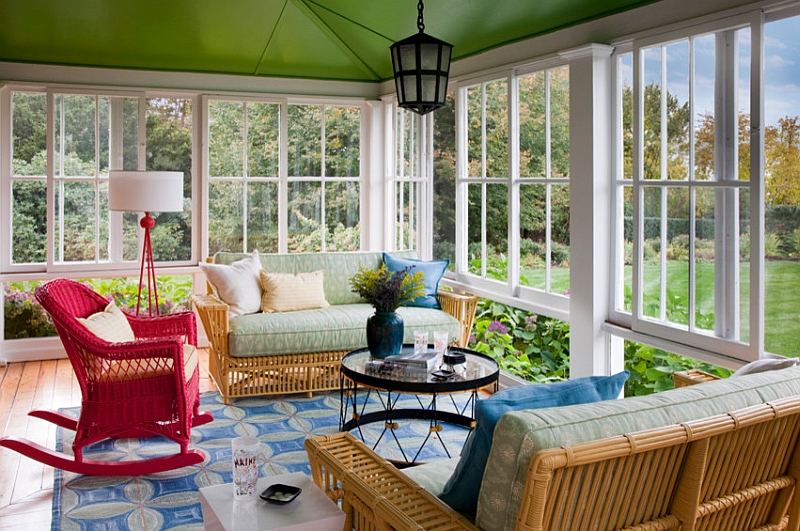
[193,251,478,403]
[305,366,800,531]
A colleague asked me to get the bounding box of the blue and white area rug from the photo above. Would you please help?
[52,391,471,530]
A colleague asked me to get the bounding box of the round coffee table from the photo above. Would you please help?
[339,345,499,463]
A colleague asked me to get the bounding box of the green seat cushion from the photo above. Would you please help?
[228,304,461,357]
[475,365,800,531]
[402,458,460,497]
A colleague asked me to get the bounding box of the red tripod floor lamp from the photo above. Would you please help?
[108,170,185,316]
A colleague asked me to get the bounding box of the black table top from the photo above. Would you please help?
[341,345,499,394]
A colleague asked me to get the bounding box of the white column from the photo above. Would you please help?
[559,44,618,378]
[362,100,385,251]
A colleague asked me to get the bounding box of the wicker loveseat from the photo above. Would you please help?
[305,365,800,531]
[192,250,477,403]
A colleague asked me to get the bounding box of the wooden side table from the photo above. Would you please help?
[199,472,345,531]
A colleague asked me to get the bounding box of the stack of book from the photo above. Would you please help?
[367,349,439,379]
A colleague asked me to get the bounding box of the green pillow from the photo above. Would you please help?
[438,371,630,513]
[382,253,448,309]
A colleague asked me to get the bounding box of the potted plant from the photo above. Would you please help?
[350,264,426,358]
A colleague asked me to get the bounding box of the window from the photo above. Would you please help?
[389,103,426,251]
[206,99,361,255]
[613,20,758,361]
[208,100,280,254]
[5,90,192,271]
[288,104,360,253]
[518,66,570,295]
[464,78,509,282]
[449,66,570,307]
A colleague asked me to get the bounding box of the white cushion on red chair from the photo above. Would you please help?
[77,301,135,343]
[104,345,199,383]
[199,250,263,316]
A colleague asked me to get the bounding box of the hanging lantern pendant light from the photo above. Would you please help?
[390,0,452,115]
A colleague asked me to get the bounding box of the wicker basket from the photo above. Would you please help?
[672,369,721,387]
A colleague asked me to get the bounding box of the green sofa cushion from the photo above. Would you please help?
[228,303,460,357]
[475,365,800,531]
[214,250,416,306]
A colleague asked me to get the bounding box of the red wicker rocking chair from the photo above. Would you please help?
[0,278,213,476]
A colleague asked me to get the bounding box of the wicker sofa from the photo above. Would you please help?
[305,365,800,531]
[192,251,478,403]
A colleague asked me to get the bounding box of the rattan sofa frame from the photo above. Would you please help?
[192,265,478,403]
[305,394,800,531]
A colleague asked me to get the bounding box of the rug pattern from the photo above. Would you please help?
[52,391,471,531]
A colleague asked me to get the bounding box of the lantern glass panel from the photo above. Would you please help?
[402,76,418,101]
[421,74,437,101]
[420,43,440,70]
[400,44,417,71]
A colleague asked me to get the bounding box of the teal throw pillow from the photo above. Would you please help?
[438,371,630,513]
[382,253,449,309]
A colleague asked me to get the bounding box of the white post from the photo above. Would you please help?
[559,44,618,377]
[363,100,385,251]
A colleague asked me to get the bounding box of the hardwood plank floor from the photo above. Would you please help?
[0,349,218,531]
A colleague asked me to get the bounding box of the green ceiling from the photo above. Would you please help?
[0,0,659,83]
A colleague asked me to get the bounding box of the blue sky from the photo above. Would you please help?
[619,15,800,128]
[765,17,800,126]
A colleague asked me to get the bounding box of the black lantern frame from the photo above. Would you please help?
[390,1,452,115]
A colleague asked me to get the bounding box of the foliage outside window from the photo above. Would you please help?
[433,94,456,266]
[471,298,731,396]
[207,100,361,255]
[3,276,193,340]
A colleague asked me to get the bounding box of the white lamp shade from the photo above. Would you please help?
[108,170,184,213]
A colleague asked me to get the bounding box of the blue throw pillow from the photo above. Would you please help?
[438,371,630,513]
[382,253,449,309]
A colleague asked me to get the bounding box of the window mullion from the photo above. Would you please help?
[242,102,249,252]
[94,96,101,263]
[320,105,327,253]
[108,97,125,262]
[749,11,765,356]
[278,102,289,254]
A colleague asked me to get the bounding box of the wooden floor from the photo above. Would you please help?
[0,349,218,531]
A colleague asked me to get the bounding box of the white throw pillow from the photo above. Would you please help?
[200,250,263,317]
[77,300,136,343]
[259,269,330,313]
[731,354,798,377]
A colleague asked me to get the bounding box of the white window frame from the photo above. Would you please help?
[385,101,431,254]
[447,64,571,318]
[608,11,764,364]
[204,95,365,255]
[1,85,199,275]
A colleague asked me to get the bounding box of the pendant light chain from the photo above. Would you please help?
[417,0,425,32]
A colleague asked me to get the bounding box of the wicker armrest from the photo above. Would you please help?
[191,294,230,360]
[305,432,478,531]
[672,369,721,387]
[128,311,198,346]
[436,290,478,348]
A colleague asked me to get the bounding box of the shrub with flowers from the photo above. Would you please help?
[469,300,570,383]
[470,298,732,395]
[3,282,57,339]
[3,276,193,340]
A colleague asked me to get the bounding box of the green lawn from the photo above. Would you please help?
[631,260,800,357]
[520,259,800,356]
